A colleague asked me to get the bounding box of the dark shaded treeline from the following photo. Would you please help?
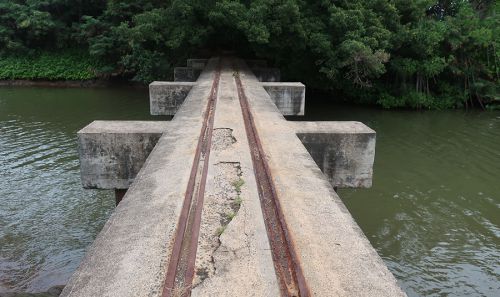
[0,0,498,109]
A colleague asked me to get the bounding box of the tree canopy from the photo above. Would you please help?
[0,0,498,109]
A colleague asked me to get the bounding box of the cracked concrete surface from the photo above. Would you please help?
[211,128,236,151]
[67,58,405,296]
[191,60,280,296]
[193,161,242,288]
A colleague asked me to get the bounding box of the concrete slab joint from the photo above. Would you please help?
[291,121,376,188]
[77,120,169,189]
[149,81,196,115]
[262,82,305,116]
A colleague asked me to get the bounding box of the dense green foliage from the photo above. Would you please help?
[0,50,99,80]
[0,0,498,109]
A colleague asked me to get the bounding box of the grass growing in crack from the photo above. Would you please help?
[232,178,245,193]
[216,177,244,238]
[235,195,242,207]
[215,226,226,236]
[226,211,236,220]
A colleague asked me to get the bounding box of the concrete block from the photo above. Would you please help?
[252,67,281,82]
[174,67,202,82]
[149,81,196,115]
[262,82,305,115]
[246,59,267,68]
[187,59,208,69]
[78,121,169,189]
[291,121,376,188]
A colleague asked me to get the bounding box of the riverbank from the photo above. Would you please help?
[0,79,146,89]
[0,51,100,81]
[0,50,149,89]
[0,80,110,88]
[1,51,498,110]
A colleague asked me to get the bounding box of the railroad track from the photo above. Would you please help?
[234,68,310,297]
[162,60,309,297]
[162,60,221,297]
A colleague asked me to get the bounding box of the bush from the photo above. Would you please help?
[0,50,101,80]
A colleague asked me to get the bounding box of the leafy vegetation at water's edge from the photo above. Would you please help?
[0,51,99,80]
[0,0,498,109]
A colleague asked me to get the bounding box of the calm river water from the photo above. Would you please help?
[0,87,499,296]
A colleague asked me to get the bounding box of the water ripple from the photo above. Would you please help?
[1,86,160,292]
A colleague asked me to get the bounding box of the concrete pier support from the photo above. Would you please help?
[77,121,168,189]
[291,121,376,188]
[174,67,202,82]
[187,59,208,69]
[236,60,403,296]
[262,82,305,115]
[252,67,281,82]
[67,57,404,297]
[149,81,196,115]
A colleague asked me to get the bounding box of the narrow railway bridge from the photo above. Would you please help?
[62,58,406,297]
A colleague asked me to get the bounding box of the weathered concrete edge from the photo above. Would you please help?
[174,67,202,82]
[149,81,197,116]
[261,82,306,116]
[77,121,169,189]
[78,120,169,134]
[187,59,208,69]
[289,121,376,188]
[289,121,375,134]
[61,58,220,297]
[239,60,406,296]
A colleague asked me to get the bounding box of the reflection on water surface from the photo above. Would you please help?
[1,88,499,296]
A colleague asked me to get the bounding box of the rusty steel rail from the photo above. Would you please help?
[234,69,310,297]
[162,60,221,297]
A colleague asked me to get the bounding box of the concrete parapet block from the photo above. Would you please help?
[174,67,202,82]
[291,121,376,188]
[77,121,168,189]
[262,82,305,115]
[251,67,281,82]
[187,59,208,69]
[149,81,196,115]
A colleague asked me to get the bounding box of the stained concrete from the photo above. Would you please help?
[291,121,376,188]
[236,59,405,296]
[174,67,202,82]
[149,81,196,115]
[68,57,404,297]
[61,59,221,297]
[262,82,305,115]
[192,161,242,287]
[78,121,169,189]
[187,59,208,69]
[251,67,281,82]
[64,58,280,297]
[191,62,280,296]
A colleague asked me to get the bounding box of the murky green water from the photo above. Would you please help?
[0,88,499,296]
[297,99,500,296]
[0,87,162,292]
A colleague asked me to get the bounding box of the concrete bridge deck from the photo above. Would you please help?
[63,58,405,296]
